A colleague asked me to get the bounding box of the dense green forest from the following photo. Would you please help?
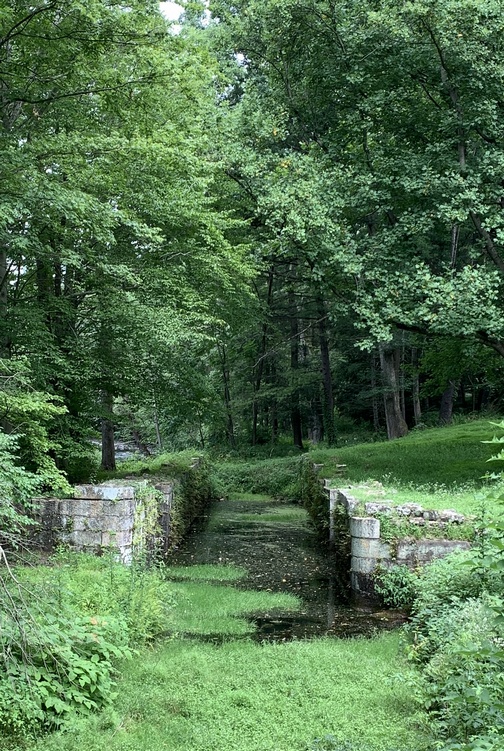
[3,3,504,749]
[1,0,504,475]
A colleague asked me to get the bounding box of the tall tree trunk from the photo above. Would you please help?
[252,266,274,445]
[439,380,457,425]
[379,342,409,440]
[0,247,9,356]
[100,390,116,471]
[370,352,380,432]
[289,281,304,450]
[269,360,279,443]
[153,392,163,450]
[219,344,236,449]
[317,296,336,446]
[411,347,422,425]
[396,340,406,420]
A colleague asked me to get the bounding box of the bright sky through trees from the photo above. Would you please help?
[159,2,184,20]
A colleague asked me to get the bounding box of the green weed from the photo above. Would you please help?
[26,633,428,751]
[167,581,300,637]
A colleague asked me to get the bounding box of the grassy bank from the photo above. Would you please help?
[209,419,501,507]
[28,632,427,751]
[23,559,428,751]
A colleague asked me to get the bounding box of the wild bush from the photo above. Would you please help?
[402,422,504,749]
[209,456,300,498]
[0,551,176,741]
[0,600,131,738]
[373,565,419,611]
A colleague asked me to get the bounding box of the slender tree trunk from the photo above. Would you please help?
[379,342,409,440]
[219,344,236,449]
[153,393,163,450]
[252,267,274,445]
[317,296,336,446]
[439,380,458,425]
[411,347,422,425]
[289,282,304,450]
[396,341,406,420]
[0,247,9,356]
[370,352,380,432]
[459,379,467,410]
[100,390,116,471]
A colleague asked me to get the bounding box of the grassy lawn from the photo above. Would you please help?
[211,419,504,502]
[344,480,504,517]
[315,419,502,488]
[26,562,428,751]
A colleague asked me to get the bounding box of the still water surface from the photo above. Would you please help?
[167,497,403,640]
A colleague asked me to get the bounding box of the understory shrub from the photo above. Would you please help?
[0,601,131,737]
[0,551,176,741]
[403,431,504,751]
[169,457,214,545]
[409,594,504,746]
[210,456,300,498]
[373,565,419,611]
[299,458,330,536]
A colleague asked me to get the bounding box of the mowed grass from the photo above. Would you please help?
[317,419,500,488]
[28,633,427,751]
[345,480,504,517]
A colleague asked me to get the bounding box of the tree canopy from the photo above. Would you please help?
[0,0,504,479]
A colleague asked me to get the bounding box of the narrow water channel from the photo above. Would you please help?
[167,497,404,640]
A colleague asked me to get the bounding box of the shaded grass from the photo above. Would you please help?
[28,633,428,751]
[227,492,275,502]
[319,420,499,488]
[225,506,308,524]
[96,450,202,481]
[210,419,501,502]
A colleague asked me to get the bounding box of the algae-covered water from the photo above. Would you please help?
[167,496,404,640]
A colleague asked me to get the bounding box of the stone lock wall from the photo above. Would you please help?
[38,480,174,563]
[326,484,471,599]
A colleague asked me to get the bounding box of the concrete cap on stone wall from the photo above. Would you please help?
[73,485,136,501]
[350,516,380,539]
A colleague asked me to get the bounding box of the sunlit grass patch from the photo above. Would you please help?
[345,480,504,518]
[29,632,429,751]
[168,581,300,637]
[311,419,500,488]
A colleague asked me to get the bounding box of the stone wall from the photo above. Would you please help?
[326,485,471,600]
[37,480,174,563]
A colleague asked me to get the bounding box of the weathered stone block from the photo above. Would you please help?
[351,537,391,560]
[396,503,424,517]
[351,556,378,574]
[438,509,466,523]
[350,516,380,539]
[364,502,393,515]
[396,538,470,564]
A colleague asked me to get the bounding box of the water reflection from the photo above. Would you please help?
[167,498,404,641]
